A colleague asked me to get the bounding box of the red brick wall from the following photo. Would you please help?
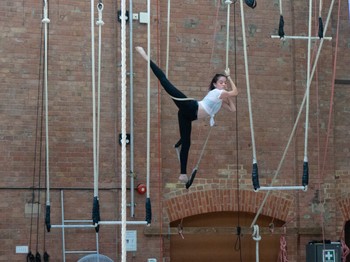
[1,0,349,261]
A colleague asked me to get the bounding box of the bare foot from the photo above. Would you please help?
[135,46,148,61]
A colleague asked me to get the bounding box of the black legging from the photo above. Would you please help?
[150,61,198,174]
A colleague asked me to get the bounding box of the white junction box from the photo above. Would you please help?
[139,12,149,24]
[126,230,137,252]
[16,246,28,254]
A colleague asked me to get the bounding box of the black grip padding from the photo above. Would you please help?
[302,161,309,186]
[145,197,152,225]
[92,196,101,232]
[278,15,285,39]
[186,169,197,189]
[45,205,51,232]
[252,163,260,190]
[318,17,324,38]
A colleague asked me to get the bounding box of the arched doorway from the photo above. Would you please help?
[170,211,284,262]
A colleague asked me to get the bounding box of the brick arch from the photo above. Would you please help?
[164,189,292,222]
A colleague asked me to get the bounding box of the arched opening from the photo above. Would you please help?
[170,211,284,262]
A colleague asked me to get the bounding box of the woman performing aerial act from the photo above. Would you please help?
[136,46,238,185]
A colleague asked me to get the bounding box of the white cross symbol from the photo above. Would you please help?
[324,250,334,261]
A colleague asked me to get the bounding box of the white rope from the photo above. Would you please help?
[279,0,283,15]
[96,3,104,187]
[238,0,257,165]
[250,0,336,227]
[120,0,128,259]
[166,0,171,76]
[42,0,51,208]
[252,225,261,262]
[304,0,313,164]
[225,0,232,69]
[146,0,151,201]
[90,0,98,200]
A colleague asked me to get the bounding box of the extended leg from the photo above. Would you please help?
[178,111,192,176]
[149,61,188,105]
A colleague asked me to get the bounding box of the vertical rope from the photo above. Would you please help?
[90,0,97,199]
[144,0,152,226]
[238,0,258,193]
[303,0,313,169]
[225,0,232,69]
[166,0,171,76]
[96,0,104,194]
[120,0,128,259]
[278,0,285,39]
[239,0,256,164]
[42,0,51,232]
[155,0,164,259]
[91,0,101,233]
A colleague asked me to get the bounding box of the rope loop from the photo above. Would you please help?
[97,2,104,11]
[252,224,261,242]
[96,3,105,26]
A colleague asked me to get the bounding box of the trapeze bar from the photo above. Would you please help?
[99,221,148,225]
[51,224,95,228]
[51,221,147,228]
[271,35,332,41]
[256,185,307,191]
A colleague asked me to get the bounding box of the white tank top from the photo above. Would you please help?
[198,89,223,126]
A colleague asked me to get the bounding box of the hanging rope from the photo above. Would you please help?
[92,0,104,234]
[319,0,340,196]
[145,0,152,227]
[120,0,128,259]
[40,0,51,233]
[278,234,288,262]
[301,0,313,189]
[90,0,103,232]
[230,1,243,260]
[278,0,285,39]
[185,127,213,189]
[96,1,104,173]
[238,0,259,191]
[28,18,44,261]
[318,0,324,38]
[252,224,261,262]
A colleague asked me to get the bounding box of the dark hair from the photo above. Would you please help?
[209,73,227,91]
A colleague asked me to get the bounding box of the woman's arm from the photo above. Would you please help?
[219,68,238,99]
[222,96,236,112]
[226,75,238,96]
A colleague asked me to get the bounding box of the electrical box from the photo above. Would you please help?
[139,12,149,24]
[306,242,341,262]
[126,230,137,252]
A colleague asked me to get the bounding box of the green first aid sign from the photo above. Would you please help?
[323,249,336,262]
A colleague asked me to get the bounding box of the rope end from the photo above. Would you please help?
[92,197,101,233]
[145,197,152,226]
[302,161,309,187]
[252,163,260,191]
